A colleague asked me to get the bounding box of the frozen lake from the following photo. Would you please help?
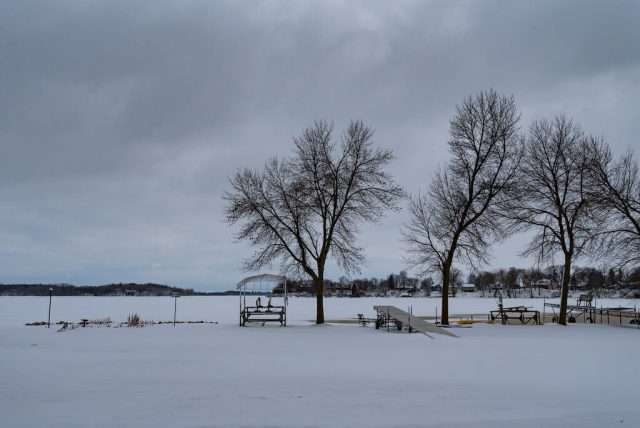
[1,296,639,427]
[3,295,638,326]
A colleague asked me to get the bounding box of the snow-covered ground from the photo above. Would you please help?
[1,296,639,427]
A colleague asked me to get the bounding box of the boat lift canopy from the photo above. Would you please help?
[236,274,287,291]
[237,274,288,327]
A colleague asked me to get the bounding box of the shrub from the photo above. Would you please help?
[127,313,141,327]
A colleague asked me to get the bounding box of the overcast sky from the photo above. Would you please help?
[1,1,638,290]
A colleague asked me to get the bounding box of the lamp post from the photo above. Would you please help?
[47,287,53,328]
[171,292,180,326]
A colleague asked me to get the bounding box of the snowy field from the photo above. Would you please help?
[1,296,639,427]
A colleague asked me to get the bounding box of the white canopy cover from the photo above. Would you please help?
[236,273,286,290]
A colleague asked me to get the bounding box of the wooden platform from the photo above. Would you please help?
[373,305,458,338]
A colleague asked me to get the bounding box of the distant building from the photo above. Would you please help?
[462,283,476,292]
[533,279,553,289]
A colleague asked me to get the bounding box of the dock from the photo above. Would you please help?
[373,305,458,338]
[544,303,640,327]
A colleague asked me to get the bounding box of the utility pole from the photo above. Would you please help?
[171,292,180,326]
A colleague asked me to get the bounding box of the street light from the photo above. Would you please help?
[48,287,53,328]
[171,292,180,326]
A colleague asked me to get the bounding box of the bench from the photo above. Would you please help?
[357,313,375,326]
[577,293,594,307]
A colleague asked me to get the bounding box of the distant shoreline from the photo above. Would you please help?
[0,283,238,297]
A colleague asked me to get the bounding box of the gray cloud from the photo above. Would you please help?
[1,1,638,289]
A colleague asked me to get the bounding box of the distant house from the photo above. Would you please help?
[462,283,476,292]
[124,289,138,296]
[533,279,553,289]
[351,289,366,297]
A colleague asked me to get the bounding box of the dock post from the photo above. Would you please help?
[387,306,390,332]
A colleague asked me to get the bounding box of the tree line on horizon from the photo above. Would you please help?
[224,89,640,325]
[0,283,196,297]
[286,265,640,299]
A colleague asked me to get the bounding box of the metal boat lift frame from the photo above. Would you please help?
[237,274,288,327]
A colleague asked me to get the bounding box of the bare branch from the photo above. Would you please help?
[503,115,596,324]
[403,89,523,325]
[585,137,640,267]
[225,120,405,323]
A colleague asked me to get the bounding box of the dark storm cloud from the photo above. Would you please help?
[1,1,638,289]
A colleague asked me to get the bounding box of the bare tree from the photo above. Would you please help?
[224,120,404,324]
[403,89,523,325]
[586,138,640,267]
[506,116,594,325]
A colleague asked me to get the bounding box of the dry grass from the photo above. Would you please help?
[457,319,485,325]
[127,313,141,327]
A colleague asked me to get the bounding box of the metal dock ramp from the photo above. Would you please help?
[373,305,458,338]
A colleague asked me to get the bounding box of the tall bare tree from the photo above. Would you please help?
[587,138,640,267]
[506,116,594,325]
[224,120,404,324]
[404,89,523,325]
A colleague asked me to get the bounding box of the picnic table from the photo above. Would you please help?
[490,306,540,325]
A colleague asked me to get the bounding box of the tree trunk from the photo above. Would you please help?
[558,255,572,325]
[315,275,325,324]
[440,263,451,325]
